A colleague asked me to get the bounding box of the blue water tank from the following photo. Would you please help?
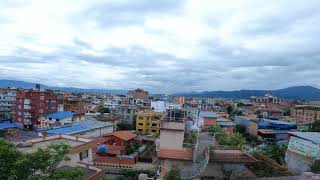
[98,144,107,153]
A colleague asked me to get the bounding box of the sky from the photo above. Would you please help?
[0,0,320,93]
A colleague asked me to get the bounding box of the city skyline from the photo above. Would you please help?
[1,0,320,93]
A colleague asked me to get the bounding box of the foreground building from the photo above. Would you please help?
[14,86,57,128]
[17,134,104,179]
[136,111,164,136]
[285,132,320,174]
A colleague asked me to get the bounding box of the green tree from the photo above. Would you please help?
[226,105,233,116]
[311,160,320,173]
[117,123,133,130]
[98,106,110,114]
[235,124,246,134]
[164,168,181,180]
[0,138,84,180]
[262,143,288,165]
[311,121,320,132]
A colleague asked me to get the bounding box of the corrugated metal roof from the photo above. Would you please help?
[46,112,75,119]
[199,111,218,118]
[289,132,320,144]
[47,119,113,135]
[0,120,18,129]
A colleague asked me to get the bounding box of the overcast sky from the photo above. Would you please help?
[0,0,320,93]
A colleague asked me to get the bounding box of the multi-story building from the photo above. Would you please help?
[14,86,57,128]
[112,105,138,126]
[292,106,320,124]
[127,88,149,100]
[60,95,89,114]
[136,111,164,136]
[151,101,182,113]
[250,94,284,104]
[0,88,16,120]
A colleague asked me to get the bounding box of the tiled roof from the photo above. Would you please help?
[158,148,193,161]
[204,119,215,126]
[111,131,136,141]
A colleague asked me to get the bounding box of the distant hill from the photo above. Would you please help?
[0,79,127,95]
[176,86,320,100]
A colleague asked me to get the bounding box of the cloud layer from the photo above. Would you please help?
[1,0,320,93]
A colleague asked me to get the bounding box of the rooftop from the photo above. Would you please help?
[158,148,193,161]
[46,111,75,119]
[110,130,136,141]
[200,111,218,118]
[0,120,18,129]
[17,134,93,153]
[46,119,113,135]
[289,132,320,144]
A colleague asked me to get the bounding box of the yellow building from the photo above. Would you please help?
[136,111,164,136]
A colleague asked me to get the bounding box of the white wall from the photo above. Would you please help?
[151,101,165,112]
[74,126,113,138]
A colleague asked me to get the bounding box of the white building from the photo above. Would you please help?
[151,101,182,113]
[0,88,16,120]
[39,111,85,127]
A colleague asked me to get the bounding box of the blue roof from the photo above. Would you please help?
[0,120,18,129]
[46,112,75,119]
[46,119,113,135]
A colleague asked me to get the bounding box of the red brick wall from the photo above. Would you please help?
[15,90,57,126]
[95,156,136,165]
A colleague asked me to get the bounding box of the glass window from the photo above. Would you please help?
[79,150,89,161]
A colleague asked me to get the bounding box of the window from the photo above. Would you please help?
[138,123,143,126]
[127,109,131,113]
[138,129,143,132]
[152,130,157,132]
[152,123,157,127]
[139,117,144,120]
[79,150,89,161]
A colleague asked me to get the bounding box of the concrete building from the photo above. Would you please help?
[292,106,320,124]
[199,111,219,127]
[46,119,113,138]
[60,96,89,114]
[136,111,164,136]
[128,88,149,100]
[234,116,259,137]
[94,131,138,167]
[250,94,284,104]
[0,88,16,120]
[17,134,104,179]
[151,101,182,113]
[14,87,57,128]
[39,111,85,127]
[285,132,320,174]
[113,105,138,126]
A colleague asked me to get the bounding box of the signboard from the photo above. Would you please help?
[288,136,320,159]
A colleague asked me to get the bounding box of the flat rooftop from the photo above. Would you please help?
[17,135,93,153]
[46,119,113,135]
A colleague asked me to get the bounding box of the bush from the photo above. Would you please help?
[248,153,291,177]
[164,168,181,180]
[235,124,246,134]
[311,160,320,173]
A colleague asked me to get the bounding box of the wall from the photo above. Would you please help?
[74,126,113,138]
[285,151,313,174]
[159,130,184,150]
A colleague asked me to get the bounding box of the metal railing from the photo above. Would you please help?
[180,148,210,180]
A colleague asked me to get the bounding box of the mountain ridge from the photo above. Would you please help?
[0,79,127,94]
[175,86,320,100]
